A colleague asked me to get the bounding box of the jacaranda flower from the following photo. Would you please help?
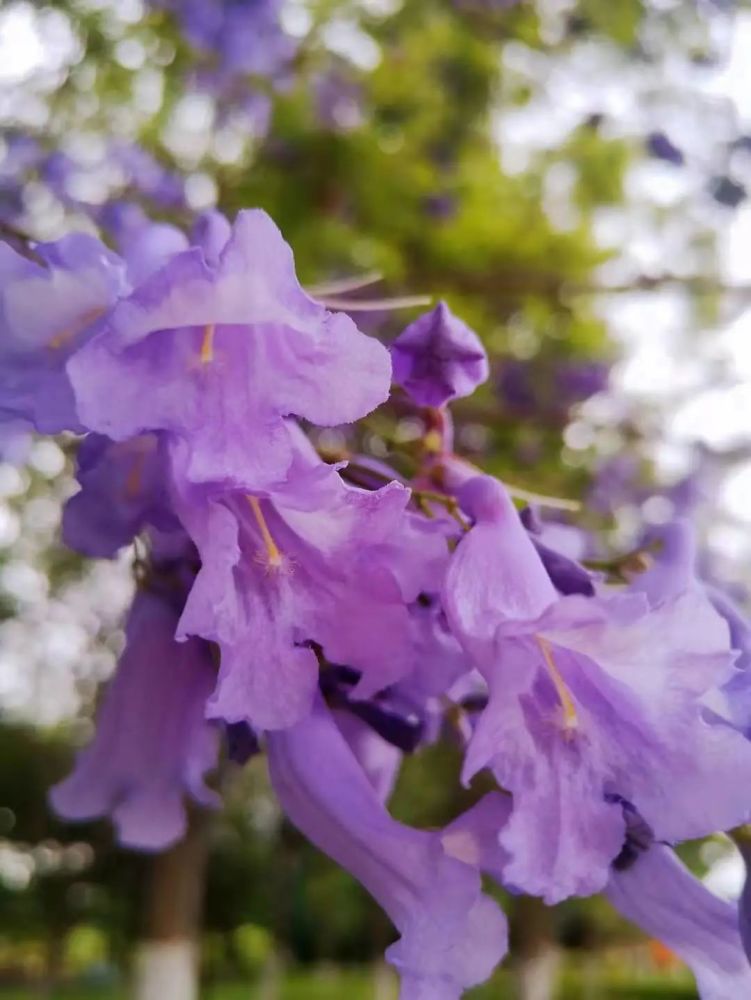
[175,431,446,729]
[0,234,125,434]
[67,210,392,492]
[267,697,508,1000]
[444,475,751,902]
[51,584,218,850]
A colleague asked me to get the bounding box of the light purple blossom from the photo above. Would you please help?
[267,697,508,999]
[175,435,445,729]
[444,475,751,902]
[51,586,219,850]
[0,234,125,434]
[68,210,392,492]
[63,433,177,558]
[608,843,751,999]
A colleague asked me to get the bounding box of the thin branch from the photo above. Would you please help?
[506,484,581,512]
[317,294,432,311]
[306,271,383,296]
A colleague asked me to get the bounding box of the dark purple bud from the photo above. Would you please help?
[391,302,488,408]
[422,193,457,220]
[646,132,685,166]
[711,176,746,208]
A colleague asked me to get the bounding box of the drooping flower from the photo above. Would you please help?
[444,475,751,902]
[0,233,125,434]
[51,584,219,850]
[63,433,178,558]
[152,0,295,82]
[448,789,751,1000]
[627,520,751,736]
[68,210,392,492]
[175,431,446,730]
[267,697,508,1000]
[391,301,488,408]
[607,805,751,1000]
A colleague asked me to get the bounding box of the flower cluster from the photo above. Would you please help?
[4,208,751,998]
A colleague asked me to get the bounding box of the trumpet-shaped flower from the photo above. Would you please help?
[68,210,391,492]
[51,586,219,850]
[267,698,508,1000]
[176,433,446,730]
[0,234,125,434]
[444,475,751,902]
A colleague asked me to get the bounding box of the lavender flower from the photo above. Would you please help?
[267,698,508,999]
[391,301,489,408]
[63,433,178,558]
[0,234,125,434]
[444,476,751,902]
[68,210,391,492]
[51,584,219,850]
[608,841,751,998]
[175,434,446,729]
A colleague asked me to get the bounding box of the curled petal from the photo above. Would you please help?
[267,699,507,999]
[607,846,751,1000]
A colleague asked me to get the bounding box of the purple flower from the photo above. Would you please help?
[267,697,508,999]
[0,234,125,434]
[629,520,697,606]
[51,586,219,850]
[396,596,471,702]
[63,433,178,558]
[118,221,189,286]
[175,435,445,729]
[646,131,685,166]
[608,842,751,998]
[444,476,751,902]
[0,417,32,464]
[440,792,513,887]
[629,521,751,738]
[68,210,392,492]
[444,477,558,644]
[391,301,488,408]
[165,0,295,78]
[452,790,751,999]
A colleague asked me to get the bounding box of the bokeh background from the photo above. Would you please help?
[1,0,751,997]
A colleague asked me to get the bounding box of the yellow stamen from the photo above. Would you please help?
[537,636,578,732]
[247,495,283,568]
[48,307,105,351]
[200,323,215,364]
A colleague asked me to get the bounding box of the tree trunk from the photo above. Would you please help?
[133,807,211,1000]
[511,896,560,1000]
[39,928,66,999]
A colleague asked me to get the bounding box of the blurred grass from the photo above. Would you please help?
[0,968,698,999]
